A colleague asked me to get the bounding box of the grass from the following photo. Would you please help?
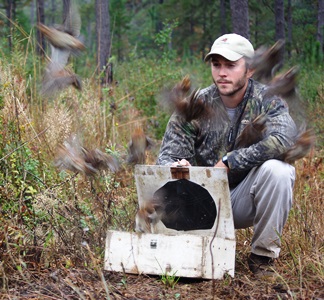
[0,31,323,299]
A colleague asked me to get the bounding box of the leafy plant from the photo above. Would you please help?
[160,269,180,289]
[154,19,179,62]
[156,259,180,289]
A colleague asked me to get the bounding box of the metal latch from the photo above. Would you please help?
[150,239,157,249]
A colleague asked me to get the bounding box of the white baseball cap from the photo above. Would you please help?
[204,33,254,61]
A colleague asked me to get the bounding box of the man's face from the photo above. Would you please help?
[211,55,254,97]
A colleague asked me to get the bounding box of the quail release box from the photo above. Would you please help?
[104,165,236,279]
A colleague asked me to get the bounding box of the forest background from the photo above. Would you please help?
[0,0,323,299]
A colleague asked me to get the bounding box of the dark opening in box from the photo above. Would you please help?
[153,179,217,231]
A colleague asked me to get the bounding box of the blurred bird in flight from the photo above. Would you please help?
[160,75,211,122]
[281,129,315,164]
[264,66,300,100]
[55,134,119,176]
[249,39,285,83]
[127,127,155,165]
[37,0,85,97]
[235,114,268,149]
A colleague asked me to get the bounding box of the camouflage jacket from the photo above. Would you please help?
[157,79,298,187]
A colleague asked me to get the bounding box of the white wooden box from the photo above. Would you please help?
[104,166,236,279]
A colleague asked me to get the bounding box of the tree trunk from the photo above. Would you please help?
[156,0,164,33]
[287,0,292,58]
[189,3,195,57]
[36,0,46,57]
[275,0,285,41]
[275,0,285,66]
[317,0,324,50]
[30,0,35,27]
[87,19,93,50]
[51,0,56,24]
[254,10,259,46]
[230,0,249,39]
[95,0,112,86]
[220,0,227,35]
[6,0,15,51]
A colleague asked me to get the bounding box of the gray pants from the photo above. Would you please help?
[230,159,296,258]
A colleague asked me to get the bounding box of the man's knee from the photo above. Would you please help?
[259,159,295,183]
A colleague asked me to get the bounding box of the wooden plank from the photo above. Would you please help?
[104,230,235,279]
[203,236,235,278]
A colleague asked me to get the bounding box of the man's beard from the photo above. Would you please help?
[216,76,247,97]
[215,70,249,97]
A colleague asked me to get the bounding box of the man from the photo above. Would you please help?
[157,33,297,279]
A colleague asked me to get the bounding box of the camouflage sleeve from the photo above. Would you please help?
[228,97,298,171]
[157,114,198,165]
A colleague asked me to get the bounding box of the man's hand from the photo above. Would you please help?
[171,159,191,167]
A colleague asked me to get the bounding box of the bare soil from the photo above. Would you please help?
[1,257,323,300]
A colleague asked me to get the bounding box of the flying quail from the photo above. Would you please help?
[281,129,316,164]
[37,0,84,53]
[235,114,268,149]
[37,23,85,53]
[235,115,315,163]
[55,134,119,176]
[160,75,210,122]
[264,66,300,100]
[249,39,285,83]
[127,127,155,165]
[40,46,82,97]
[37,0,85,97]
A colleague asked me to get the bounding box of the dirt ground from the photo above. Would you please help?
[1,257,323,300]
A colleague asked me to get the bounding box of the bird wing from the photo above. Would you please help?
[250,40,285,82]
[48,44,70,71]
[160,76,211,122]
[281,129,315,163]
[235,114,268,149]
[264,66,299,99]
[63,0,81,37]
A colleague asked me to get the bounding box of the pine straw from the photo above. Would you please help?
[0,254,323,299]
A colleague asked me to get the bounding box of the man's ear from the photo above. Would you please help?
[247,68,255,79]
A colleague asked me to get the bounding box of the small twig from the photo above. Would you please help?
[24,170,48,187]
[64,277,87,300]
[0,11,29,37]
[48,172,79,189]
[209,199,221,300]
[15,96,43,144]
[0,128,48,162]
[84,244,111,300]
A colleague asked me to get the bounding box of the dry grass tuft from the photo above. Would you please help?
[42,104,73,151]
